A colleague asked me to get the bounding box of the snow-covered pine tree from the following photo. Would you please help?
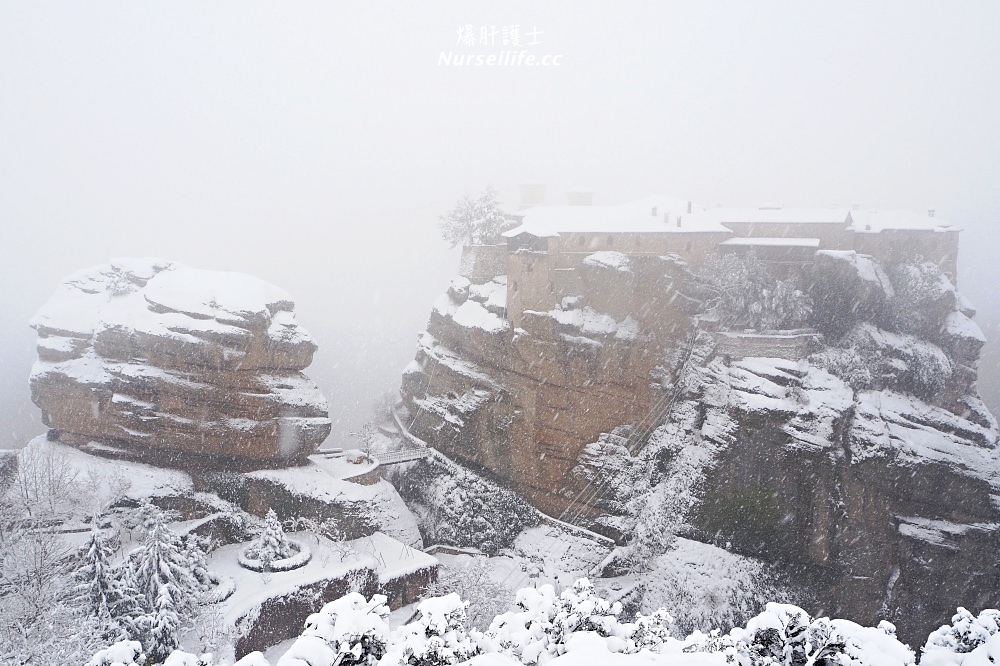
[183,533,213,591]
[248,509,295,570]
[439,187,509,248]
[129,508,204,661]
[75,525,133,641]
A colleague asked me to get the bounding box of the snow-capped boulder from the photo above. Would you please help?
[29,258,331,467]
[811,250,894,338]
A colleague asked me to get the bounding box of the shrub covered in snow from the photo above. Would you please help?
[685,602,914,666]
[387,457,538,554]
[424,556,512,630]
[277,592,391,666]
[640,539,793,637]
[922,607,1000,666]
[84,640,146,666]
[250,582,1000,666]
[811,323,952,399]
[393,593,483,665]
[484,578,671,663]
[700,254,812,331]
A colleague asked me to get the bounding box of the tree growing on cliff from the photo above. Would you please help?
[439,187,510,248]
[700,253,812,331]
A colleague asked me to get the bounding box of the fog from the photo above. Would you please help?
[2,1,999,448]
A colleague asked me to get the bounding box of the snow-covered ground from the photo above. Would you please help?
[209,531,436,628]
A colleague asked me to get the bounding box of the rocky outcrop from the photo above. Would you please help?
[400,252,701,516]
[682,354,1000,645]
[399,244,1000,646]
[29,258,330,468]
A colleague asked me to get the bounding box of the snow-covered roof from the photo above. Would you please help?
[502,197,960,239]
[502,195,731,237]
[719,237,821,248]
[847,210,960,233]
[688,207,850,227]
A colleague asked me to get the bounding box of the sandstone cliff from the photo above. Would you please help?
[398,245,1000,645]
[30,258,331,468]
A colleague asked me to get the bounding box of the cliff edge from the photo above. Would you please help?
[398,238,1000,645]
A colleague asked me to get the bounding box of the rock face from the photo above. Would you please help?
[400,252,701,517]
[399,243,1000,646]
[30,258,331,468]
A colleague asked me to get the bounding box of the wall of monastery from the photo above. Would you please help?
[852,229,959,283]
[723,221,852,249]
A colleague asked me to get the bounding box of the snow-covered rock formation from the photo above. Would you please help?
[29,258,331,468]
[397,243,1000,646]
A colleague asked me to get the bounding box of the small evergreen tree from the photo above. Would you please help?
[75,525,134,642]
[439,187,509,248]
[129,508,204,661]
[182,533,213,591]
[247,509,295,570]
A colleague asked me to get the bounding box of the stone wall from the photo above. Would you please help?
[234,566,377,658]
[712,330,819,361]
[459,244,508,282]
[233,563,439,659]
[507,250,556,325]
[379,565,437,607]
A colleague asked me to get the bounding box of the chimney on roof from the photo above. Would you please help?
[928,209,935,218]
[651,206,658,217]
[686,201,692,214]
[519,183,546,210]
[663,212,669,224]
[567,189,593,206]
[677,216,683,228]
[853,204,859,211]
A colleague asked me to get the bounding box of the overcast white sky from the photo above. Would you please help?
[2,1,999,446]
